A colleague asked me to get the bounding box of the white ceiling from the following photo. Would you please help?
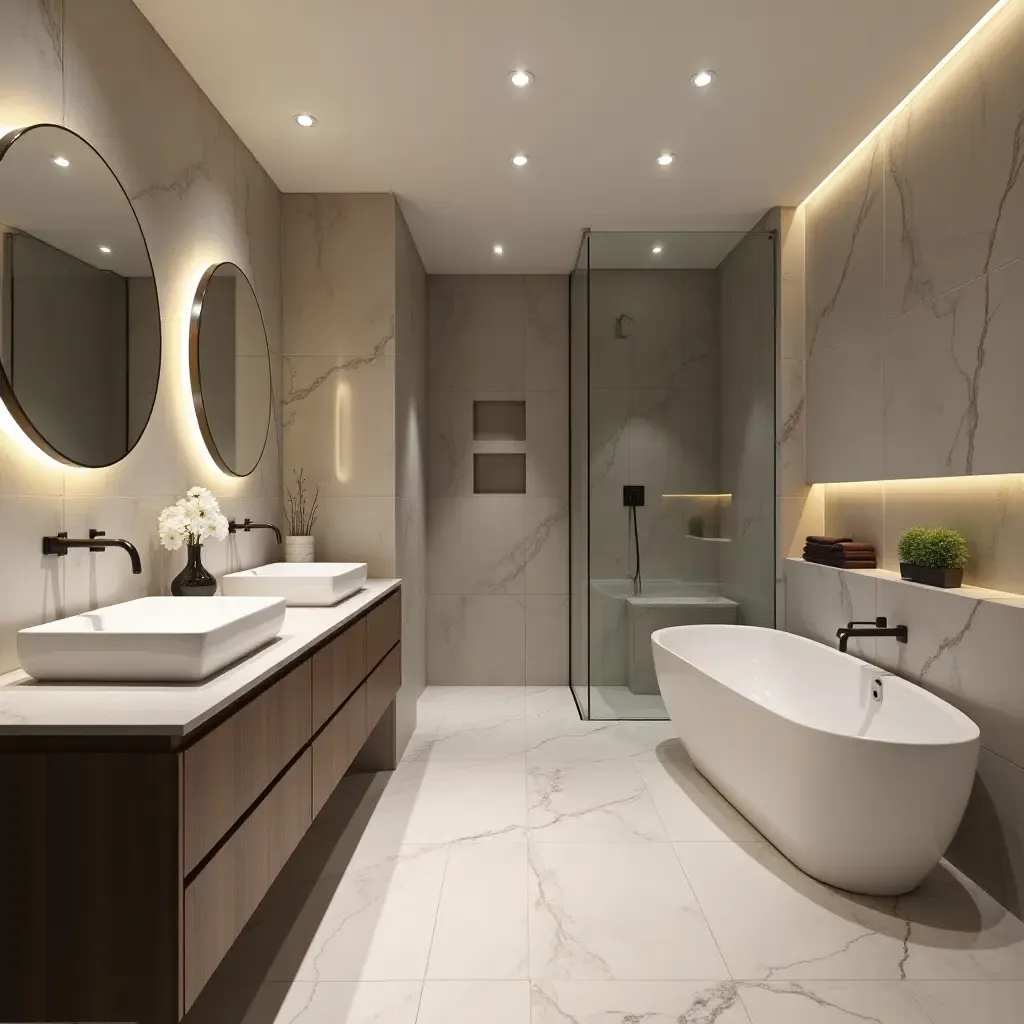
[134,0,994,274]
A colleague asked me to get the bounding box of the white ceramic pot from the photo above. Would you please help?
[284,535,315,563]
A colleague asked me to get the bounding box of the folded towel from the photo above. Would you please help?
[803,554,877,568]
[804,544,876,559]
[806,536,852,545]
[804,541,875,553]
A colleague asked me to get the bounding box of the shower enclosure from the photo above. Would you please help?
[570,229,777,720]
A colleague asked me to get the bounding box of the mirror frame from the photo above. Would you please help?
[0,123,162,468]
[188,261,271,477]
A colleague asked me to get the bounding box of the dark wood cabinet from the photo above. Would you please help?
[0,585,401,1024]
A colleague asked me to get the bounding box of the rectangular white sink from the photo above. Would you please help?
[222,562,368,607]
[17,596,286,683]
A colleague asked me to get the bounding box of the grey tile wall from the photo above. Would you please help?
[426,275,568,685]
[0,0,283,671]
[804,0,1024,483]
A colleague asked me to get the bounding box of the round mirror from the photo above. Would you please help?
[0,124,161,467]
[189,262,271,476]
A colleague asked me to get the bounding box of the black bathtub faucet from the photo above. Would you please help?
[836,616,908,653]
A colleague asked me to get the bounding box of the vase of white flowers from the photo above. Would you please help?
[159,487,229,596]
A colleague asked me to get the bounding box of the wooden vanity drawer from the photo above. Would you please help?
[311,618,367,733]
[366,590,401,670]
[365,643,401,731]
[183,749,310,1010]
[182,661,311,876]
[311,685,367,816]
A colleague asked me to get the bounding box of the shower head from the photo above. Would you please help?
[615,314,633,339]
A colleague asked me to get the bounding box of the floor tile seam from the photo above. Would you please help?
[419,843,454,994]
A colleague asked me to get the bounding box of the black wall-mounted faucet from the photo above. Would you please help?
[42,530,143,575]
[836,616,908,653]
[228,518,282,544]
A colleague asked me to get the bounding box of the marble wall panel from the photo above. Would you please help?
[426,275,568,685]
[0,0,284,671]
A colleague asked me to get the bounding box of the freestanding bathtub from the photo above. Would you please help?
[652,625,980,895]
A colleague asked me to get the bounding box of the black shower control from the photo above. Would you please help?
[623,485,645,507]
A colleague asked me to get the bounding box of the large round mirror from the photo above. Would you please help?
[0,124,161,467]
[189,263,271,476]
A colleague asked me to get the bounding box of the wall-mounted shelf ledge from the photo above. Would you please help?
[685,535,730,543]
[785,558,1024,608]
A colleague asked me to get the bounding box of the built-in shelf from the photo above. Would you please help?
[685,534,730,543]
[785,557,1024,607]
[473,400,526,442]
[473,452,526,494]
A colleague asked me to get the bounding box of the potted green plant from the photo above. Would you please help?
[897,527,968,588]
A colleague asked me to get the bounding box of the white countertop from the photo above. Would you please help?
[0,579,400,739]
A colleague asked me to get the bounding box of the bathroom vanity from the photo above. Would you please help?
[0,580,402,1024]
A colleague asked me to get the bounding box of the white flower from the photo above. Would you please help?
[158,486,229,551]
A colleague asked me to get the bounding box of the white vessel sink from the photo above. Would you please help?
[221,562,368,607]
[17,596,286,683]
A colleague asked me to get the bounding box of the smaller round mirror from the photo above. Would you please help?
[189,263,271,476]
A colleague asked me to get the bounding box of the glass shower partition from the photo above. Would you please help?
[569,229,777,720]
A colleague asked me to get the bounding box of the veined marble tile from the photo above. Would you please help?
[357,762,527,846]
[525,390,568,498]
[283,353,396,497]
[737,981,932,1024]
[806,327,883,483]
[881,0,1024,320]
[777,358,807,499]
[527,761,669,843]
[0,0,63,127]
[589,389,630,499]
[528,842,728,980]
[426,595,526,687]
[523,499,569,596]
[419,981,530,1024]
[526,597,570,687]
[404,707,527,763]
[588,271,631,391]
[525,275,569,393]
[784,559,878,659]
[527,715,677,766]
[426,842,529,979]
[634,756,762,843]
[316,497,396,577]
[805,132,883,353]
[426,392,473,498]
[185,980,423,1024]
[532,980,751,1024]
[675,841,1024,981]
[910,981,1024,1024]
[417,684,531,711]
[873,576,1024,768]
[240,845,447,982]
[282,194,396,359]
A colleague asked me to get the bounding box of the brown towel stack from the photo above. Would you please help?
[803,536,877,568]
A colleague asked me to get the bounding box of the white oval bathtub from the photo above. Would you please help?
[652,625,980,895]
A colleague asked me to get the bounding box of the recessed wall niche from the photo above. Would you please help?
[473,452,526,494]
[473,400,526,442]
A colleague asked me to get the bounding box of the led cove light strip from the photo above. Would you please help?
[802,0,1013,205]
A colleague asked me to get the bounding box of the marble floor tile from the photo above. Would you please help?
[358,763,528,846]
[528,842,729,980]
[526,715,677,766]
[426,841,529,979]
[531,980,752,1023]
[417,685,530,711]
[634,757,762,842]
[185,980,423,1024]
[737,981,932,1024]
[253,845,448,982]
[910,981,1024,1024]
[527,761,670,843]
[418,980,530,1024]
[403,712,528,763]
[675,842,1024,982]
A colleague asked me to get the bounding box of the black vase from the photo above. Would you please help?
[171,542,217,597]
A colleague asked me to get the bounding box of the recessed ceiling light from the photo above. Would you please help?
[294,113,316,128]
[98,245,112,254]
[493,244,504,256]
[509,69,534,88]
[657,152,675,166]
[52,156,70,167]
[511,153,529,167]
[651,245,663,254]
[691,70,716,88]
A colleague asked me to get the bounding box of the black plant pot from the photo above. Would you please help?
[171,542,217,596]
[899,562,963,589]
